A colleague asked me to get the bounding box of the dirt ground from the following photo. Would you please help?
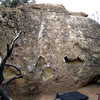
[13,84,100,100]
[36,85,100,100]
[78,85,100,100]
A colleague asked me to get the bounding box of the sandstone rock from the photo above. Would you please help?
[0,4,100,95]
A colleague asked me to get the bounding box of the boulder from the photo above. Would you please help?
[0,4,100,95]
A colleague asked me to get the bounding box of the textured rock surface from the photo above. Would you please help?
[0,4,100,95]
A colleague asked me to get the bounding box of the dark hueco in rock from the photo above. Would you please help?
[0,4,100,96]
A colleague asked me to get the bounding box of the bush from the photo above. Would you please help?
[0,0,35,8]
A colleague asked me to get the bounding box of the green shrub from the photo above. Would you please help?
[0,0,35,8]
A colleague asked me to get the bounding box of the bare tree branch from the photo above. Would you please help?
[5,64,22,75]
[3,75,22,86]
[0,89,11,100]
[0,30,22,100]
[0,31,21,84]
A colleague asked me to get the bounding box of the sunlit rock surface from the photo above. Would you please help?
[0,4,100,95]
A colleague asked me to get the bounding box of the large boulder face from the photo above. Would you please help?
[0,4,100,95]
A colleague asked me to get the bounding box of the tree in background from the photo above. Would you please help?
[0,0,35,8]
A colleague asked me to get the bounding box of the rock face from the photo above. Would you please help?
[0,4,100,95]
